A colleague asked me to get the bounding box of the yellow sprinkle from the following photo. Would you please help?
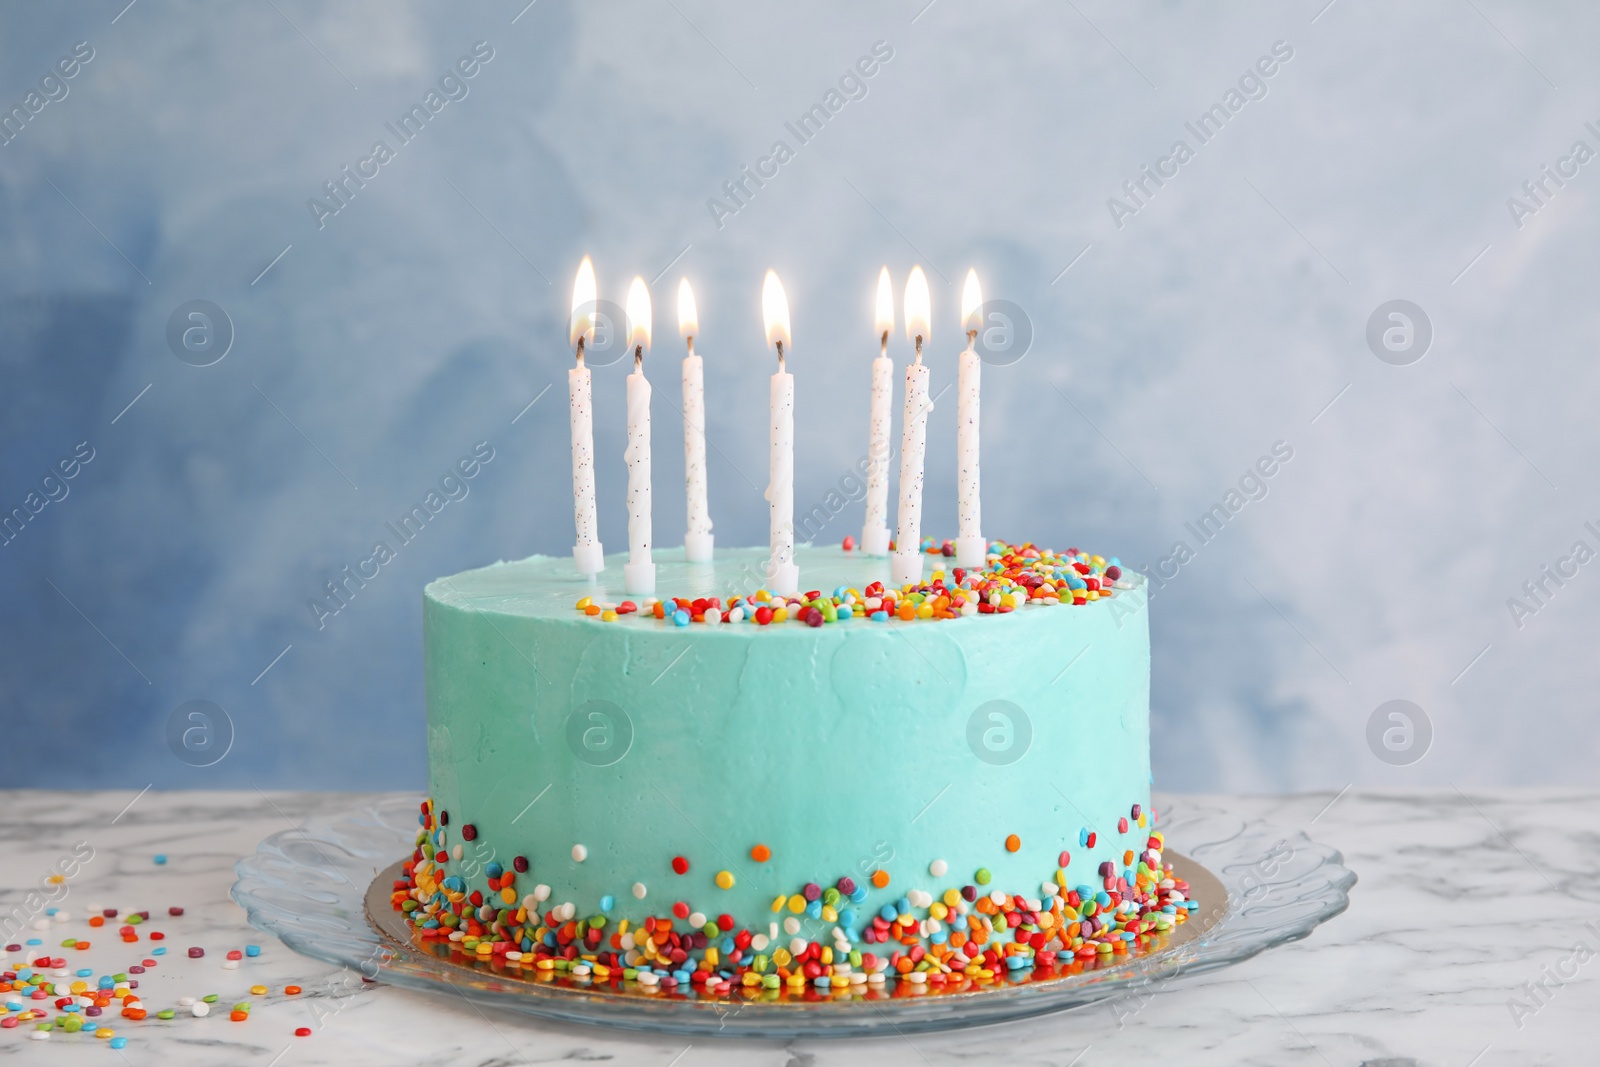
[250,985,267,996]
[715,870,735,889]
[787,894,806,914]
[575,596,593,610]
[601,609,618,622]
[772,606,788,623]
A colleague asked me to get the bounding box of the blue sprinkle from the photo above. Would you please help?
[153,854,167,865]
[838,909,856,928]
[110,1037,128,1049]
[1078,829,1089,847]
[26,938,41,946]
[878,904,898,921]
[75,968,92,977]
[673,609,690,626]
[806,900,822,920]
[485,862,503,879]
[600,895,615,913]
[871,610,889,622]
[245,944,261,957]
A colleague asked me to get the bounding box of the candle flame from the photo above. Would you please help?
[904,265,931,349]
[762,270,791,352]
[677,278,698,342]
[570,256,596,350]
[626,276,652,355]
[961,268,983,335]
[874,266,894,342]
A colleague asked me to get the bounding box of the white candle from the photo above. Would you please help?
[678,278,713,563]
[622,276,655,595]
[861,266,894,557]
[568,256,603,576]
[956,268,984,569]
[762,270,799,596]
[892,266,932,588]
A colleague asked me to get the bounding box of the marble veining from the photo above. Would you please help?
[1,788,1594,1065]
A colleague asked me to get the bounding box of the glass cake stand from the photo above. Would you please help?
[232,794,1354,1038]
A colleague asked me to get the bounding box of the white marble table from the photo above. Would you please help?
[2,789,1593,1066]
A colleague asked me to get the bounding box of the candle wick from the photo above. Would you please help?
[914,335,923,363]
[685,336,695,358]
[575,336,586,368]
[634,345,643,371]
[775,339,785,372]
[967,328,978,347]
[879,329,889,357]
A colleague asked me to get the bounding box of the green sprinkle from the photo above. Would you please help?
[157,1009,176,1020]
[975,868,992,885]
[202,994,219,1004]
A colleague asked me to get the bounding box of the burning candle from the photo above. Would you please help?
[622,276,655,595]
[762,270,799,597]
[892,266,932,588]
[678,279,713,563]
[861,266,894,558]
[568,256,603,576]
[956,268,984,569]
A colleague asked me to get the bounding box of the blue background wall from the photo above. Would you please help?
[3,1,1596,792]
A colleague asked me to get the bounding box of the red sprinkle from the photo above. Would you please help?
[295,1026,312,1037]
[671,856,689,875]
[461,824,477,841]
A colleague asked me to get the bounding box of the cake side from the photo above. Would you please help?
[420,545,1153,955]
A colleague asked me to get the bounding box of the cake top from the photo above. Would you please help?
[427,538,1133,627]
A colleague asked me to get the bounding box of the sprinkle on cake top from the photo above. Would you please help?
[574,538,1131,625]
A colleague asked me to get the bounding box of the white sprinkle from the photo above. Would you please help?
[521,894,539,910]
[534,884,551,902]
[783,917,801,935]
[222,959,239,970]
[929,859,947,877]
[191,1001,210,1017]
[989,889,1006,906]
[632,882,647,899]
[689,911,706,928]
[452,844,463,860]
[789,937,807,955]
[751,933,769,951]
[769,921,779,939]
[572,844,588,862]
[178,996,196,1007]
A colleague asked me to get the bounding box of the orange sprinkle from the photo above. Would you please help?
[870,869,890,889]
[74,941,90,950]
[750,844,771,863]
[229,1009,249,1022]
[284,985,302,995]
[88,916,104,928]
[1005,834,1021,852]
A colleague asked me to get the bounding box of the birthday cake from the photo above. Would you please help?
[398,539,1196,994]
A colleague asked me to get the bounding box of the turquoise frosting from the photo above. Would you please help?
[423,545,1150,928]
